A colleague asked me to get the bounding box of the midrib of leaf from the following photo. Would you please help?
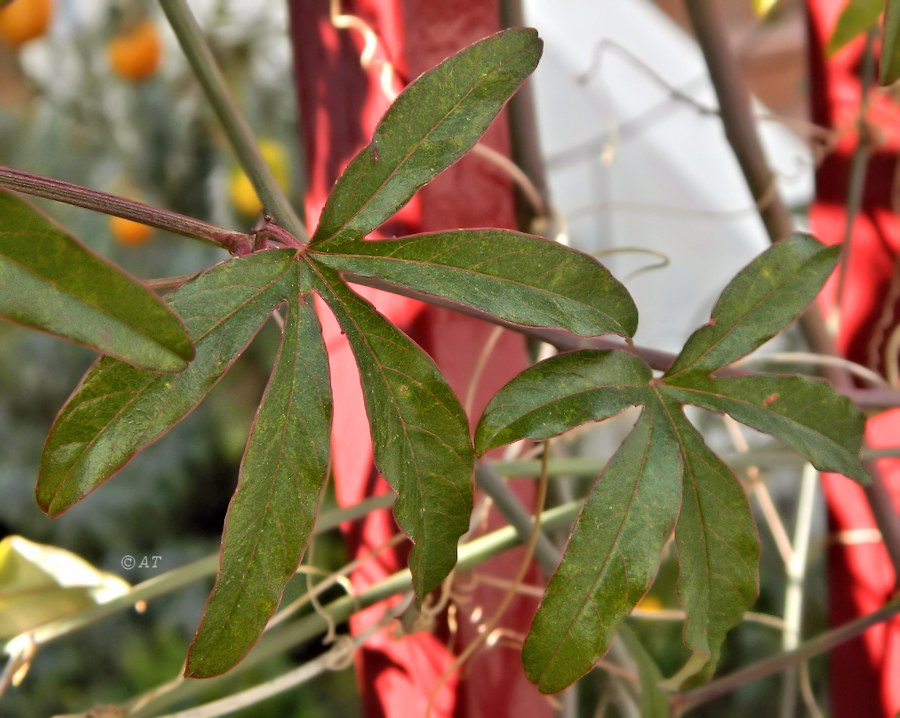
[190,353,293,652]
[555,411,657,637]
[307,260,464,600]
[667,237,839,377]
[529,400,678,689]
[666,383,813,429]
[160,253,298,348]
[39,252,296,514]
[668,263,811,377]
[665,406,759,685]
[3,243,175,342]
[56,266,290,456]
[315,250,617,324]
[313,228,640,340]
[496,383,648,437]
[882,0,900,84]
[659,377,867,483]
[186,285,333,677]
[0,194,193,370]
[475,351,653,454]
[313,42,529,245]
[305,260,423,479]
[229,369,293,580]
[3,247,121,317]
[317,108,458,245]
[669,411,716,622]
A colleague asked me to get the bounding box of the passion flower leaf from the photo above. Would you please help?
[186,284,332,679]
[475,350,651,455]
[666,234,839,378]
[828,0,881,55]
[312,229,637,338]
[308,261,473,599]
[522,400,682,694]
[37,250,297,517]
[882,0,900,84]
[662,373,868,483]
[0,191,193,371]
[668,408,759,685]
[310,28,543,243]
[474,234,866,695]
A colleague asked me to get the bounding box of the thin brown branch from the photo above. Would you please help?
[670,595,900,713]
[0,166,252,254]
[683,1,795,242]
[338,270,900,408]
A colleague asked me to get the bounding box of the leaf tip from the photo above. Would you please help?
[523,657,584,696]
[42,506,63,520]
[34,483,66,519]
[844,462,873,486]
[184,627,241,680]
[150,349,192,374]
[183,656,219,680]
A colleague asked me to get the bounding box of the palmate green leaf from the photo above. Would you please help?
[475,234,866,694]
[665,234,839,378]
[312,230,637,338]
[308,262,473,599]
[522,400,682,694]
[186,281,332,679]
[881,0,900,84]
[475,350,650,454]
[828,0,881,55]
[662,373,869,483]
[310,28,543,244]
[0,191,193,372]
[667,408,758,686]
[38,250,296,517]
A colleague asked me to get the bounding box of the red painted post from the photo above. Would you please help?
[808,1,900,715]
[288,2,552,714]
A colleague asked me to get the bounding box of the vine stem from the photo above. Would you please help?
[0,166,251,253]
[683,1,795,242]
[475,461,559,570]
[684,0,900,588]
[779,463,820,717]
[331,271,900,409]
[0,492,396,691]
[670,594,900,713]
[158,0,309,243]
[153,614,391,718]
[126,501,581,717]
[425,443,553,717]
[832,26,877,333]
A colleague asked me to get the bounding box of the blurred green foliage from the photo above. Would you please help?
[0,3,359,715]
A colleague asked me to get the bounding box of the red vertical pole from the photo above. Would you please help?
[288,2,552,715]
[807,1,900,715]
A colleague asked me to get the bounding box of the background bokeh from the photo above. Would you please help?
[1,2,358,715]
[0,1,839,716]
